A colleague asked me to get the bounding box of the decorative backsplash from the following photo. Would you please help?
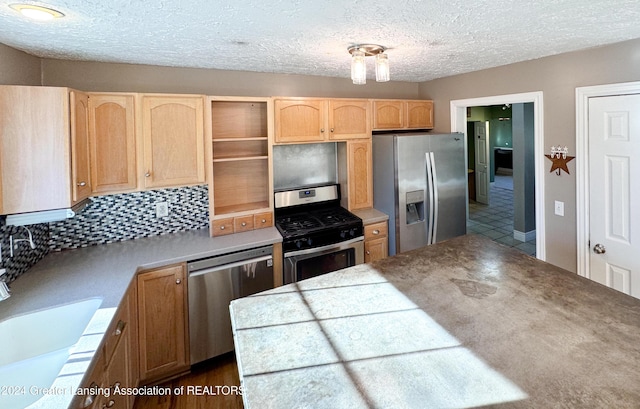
[49,185,210,250]
[0,220,50,283]
[0,185,209,283]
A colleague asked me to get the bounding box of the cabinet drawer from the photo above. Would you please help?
[212,218,234,236]
[365,221,388,240]
[234,215,255,232]
[254,212,273,229]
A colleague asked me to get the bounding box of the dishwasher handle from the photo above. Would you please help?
[188,255,273,278]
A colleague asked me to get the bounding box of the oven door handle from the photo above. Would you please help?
[284,236,364,258]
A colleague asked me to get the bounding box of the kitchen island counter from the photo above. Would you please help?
[230,234,640,408]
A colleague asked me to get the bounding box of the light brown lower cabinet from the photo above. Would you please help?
[364,221,389,263]
[137,263,190,384]
[74,282,137,409]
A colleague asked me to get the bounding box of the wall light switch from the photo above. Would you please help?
[155,202,169,218]
[554,200,564,217]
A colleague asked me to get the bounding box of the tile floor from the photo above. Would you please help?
[467,178,536,257]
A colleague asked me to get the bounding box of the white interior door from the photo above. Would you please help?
[588,94,640,299]
[474,121,490,204]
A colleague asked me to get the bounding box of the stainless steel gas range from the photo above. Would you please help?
[274,184,364,284]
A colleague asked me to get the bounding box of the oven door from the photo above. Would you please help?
[283,237,364,284]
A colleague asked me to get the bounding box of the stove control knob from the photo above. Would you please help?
[340,230,347,239]
[307,238,313,246]
[295,240,303,249]
[350,229,356,237]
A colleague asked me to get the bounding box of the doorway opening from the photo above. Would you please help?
[451,92,545,260]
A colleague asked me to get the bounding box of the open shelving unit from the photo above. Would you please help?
[208,98,273,229]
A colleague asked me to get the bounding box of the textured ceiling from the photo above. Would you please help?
[1,0,639,82]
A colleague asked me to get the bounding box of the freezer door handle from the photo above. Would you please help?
[430,151,439,244]
[425,151,438,245]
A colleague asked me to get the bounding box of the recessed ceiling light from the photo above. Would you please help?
[9,4,65,20]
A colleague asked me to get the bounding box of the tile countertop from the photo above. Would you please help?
[0,227,282,409]
[230,234,640,409]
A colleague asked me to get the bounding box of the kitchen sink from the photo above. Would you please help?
[0,298,102,408]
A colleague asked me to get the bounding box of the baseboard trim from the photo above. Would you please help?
[514,229,536,242]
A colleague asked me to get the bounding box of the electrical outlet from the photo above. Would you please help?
[155,202,169,218]
[554,200,564,217]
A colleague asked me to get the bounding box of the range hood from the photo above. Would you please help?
[4,199,90,226]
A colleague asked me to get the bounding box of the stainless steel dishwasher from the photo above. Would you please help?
[187,245,274,364]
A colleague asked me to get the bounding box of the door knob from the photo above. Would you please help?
[593,244,606,254]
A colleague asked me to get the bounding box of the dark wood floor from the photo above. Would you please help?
[133,353,244,409]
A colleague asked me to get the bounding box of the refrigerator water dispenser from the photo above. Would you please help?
[405,190,425,224]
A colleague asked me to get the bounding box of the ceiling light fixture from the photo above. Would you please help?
[348,44,389,85]
[9,4,65,20]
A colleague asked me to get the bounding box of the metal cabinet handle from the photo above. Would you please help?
[103,400,115,408]
[320,128,325,133]
[176,278,181,284]
[372,229,380,235]
[261,219,266,223]
[241,222,247,227]
[220,225,225,230]
[593,243,606,254]
[113,382,121,389]
[145,172,151,177]
[77,181,87,187]
[114,320,126,336]
[366,250,371,255]
[330,128,334,132]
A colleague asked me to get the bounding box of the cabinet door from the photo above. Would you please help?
[76,357,107,409]
[70,91,92,203]
[328,99,371,140]
[0,86,72,214]
[406,101,434,129]
[373,100,404,130]
[365,237,388,263]
[137,264,189,383]
[105,322,130,409]
[347,140,373,210]
[89,93,137,193]
[274,99,327,143]
[141,95,205,188]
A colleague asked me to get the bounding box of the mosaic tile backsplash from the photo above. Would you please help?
[0,185,209,283]
[49,185,210,250]
[0,220,50,283]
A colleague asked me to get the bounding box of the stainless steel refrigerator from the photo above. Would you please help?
[373,133,467,256]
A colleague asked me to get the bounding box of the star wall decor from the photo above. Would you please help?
[545,146,575,175]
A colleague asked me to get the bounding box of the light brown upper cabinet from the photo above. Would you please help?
[70,91,92,203]
[338,140,373,211]
[88,93,137,194]
[328,99,371,140]
[0,86,91,214]
[347,140,373,209]
[141,95,206,188]
[372,99,434,130]
[275,98,371,143]
[275,98,326,143]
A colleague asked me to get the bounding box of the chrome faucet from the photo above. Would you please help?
[0,268,10,301]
